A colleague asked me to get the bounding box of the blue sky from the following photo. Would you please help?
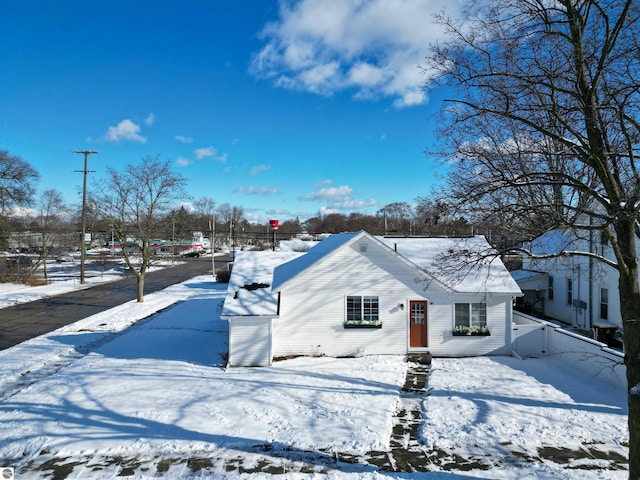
[0,0,460,224]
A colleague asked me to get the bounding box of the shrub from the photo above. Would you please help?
[216,269,231,283]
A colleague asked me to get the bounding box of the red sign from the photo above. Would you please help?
[269,219,279,230]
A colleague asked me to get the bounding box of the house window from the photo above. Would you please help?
[600,232,609,256]
[548,276,554,300]
[346,296,361,321]
[600,287,609,320]
[454,303,487,328]
[346,296,379,321]
[566,278,573,305]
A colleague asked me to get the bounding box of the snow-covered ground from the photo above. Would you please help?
[0,264,629,479]
[0,257,173,309]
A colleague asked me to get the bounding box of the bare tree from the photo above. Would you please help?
[216,203,246,248]
[426,0,640,473]
[35,189,66,280]
[193,197,216,218]
[0,150,40,250]
[231,205,244,226]
[0,150,40,213]
[193,196,216,231]
[414,197,470,237]
[92,156,188,302]
[378,202,413,235]
[217,203,232,225]
[216,203,233,246]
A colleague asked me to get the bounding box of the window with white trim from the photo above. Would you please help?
[600,287,609,320]
[601,231,609,256]
[454,303,487,328]
[346,296,379,321]
[566,278,573,305]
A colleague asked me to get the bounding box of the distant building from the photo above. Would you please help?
[514,222,622,344]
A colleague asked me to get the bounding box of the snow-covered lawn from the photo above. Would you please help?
[0,256,176,309]
[0,273,629,479]
[0,260,124,309]
[425,357,627,475]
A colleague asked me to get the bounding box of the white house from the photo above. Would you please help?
[221,231,522,367]
[514,227,621,343]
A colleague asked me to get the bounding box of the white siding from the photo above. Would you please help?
[525,233,622,331]
[427,293,513,356]
[521,231,576,325]
[228,317,273,366]
[273,237,434,358]
[272,237,511,358]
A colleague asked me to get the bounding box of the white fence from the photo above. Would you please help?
[513,311,626,389]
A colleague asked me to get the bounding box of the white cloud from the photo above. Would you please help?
[300,184,377,211]
[194,146,227,163]
[250,164,271,175]
[251,0,461,107]
[347,62,386,87]
[299,185,353,201]
[104,119,146,143]
[296,62,341,95]
[393,89,425,108]
[315,178,333,186]
[319,206,339,215]
[144,113,155,127]
[266,208,293,216]
[176,135,193,144]
[194,146,215,159]
[10,206,37,217]
[328,198,378,210]
[175,157,191,167]
[234,186,280,195]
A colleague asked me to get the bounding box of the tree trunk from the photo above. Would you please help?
[616,220,640,477]
[136,275,145,303]
[621,277,640,479]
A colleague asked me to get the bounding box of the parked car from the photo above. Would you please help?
[56,253,74,262]
[182,251,200,258]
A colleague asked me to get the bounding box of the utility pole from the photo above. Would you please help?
[73,150,98,284]
[172,218,176,264]
[209,214,216,277]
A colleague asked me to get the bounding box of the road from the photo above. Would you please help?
[0,257,231,351]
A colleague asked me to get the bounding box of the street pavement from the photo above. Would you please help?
[0,257,228,351]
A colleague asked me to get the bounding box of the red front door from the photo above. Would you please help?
[409,301,428,347]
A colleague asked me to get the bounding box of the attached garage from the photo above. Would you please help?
[221,250,303,367]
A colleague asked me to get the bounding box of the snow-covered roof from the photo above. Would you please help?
[272,232,520,294]
[224,233,521,318]
[272,232,362,292]
[377,235,522,294]
[510,269,548,291]
[221,250,303,317]
[510,269,547,282]
[277,238,321,252]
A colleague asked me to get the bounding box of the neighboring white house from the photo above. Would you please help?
[221,231,522,367]
[514,226,621,343]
